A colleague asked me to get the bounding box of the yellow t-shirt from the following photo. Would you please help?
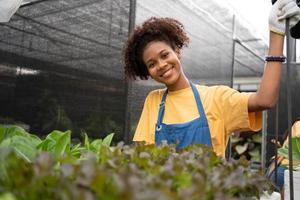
[133,85,262,157]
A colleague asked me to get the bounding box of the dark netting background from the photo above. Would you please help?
[0,0,130,142]
[126,0,267,140]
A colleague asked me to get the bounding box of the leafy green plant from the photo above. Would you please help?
[0,125,114,162]
[231,132,261,162]
[278,137,300,170]
[0,125,273,199]
[83,132,114,151]
[0,125,41,161]
[0,141,273,200]
[37,130,71,159]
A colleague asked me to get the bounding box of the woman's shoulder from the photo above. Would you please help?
[148,88,166,96]
[195,84,241,102]
[145,88,166,101]
[195,84,233,93]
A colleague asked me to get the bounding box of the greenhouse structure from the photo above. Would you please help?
[0,0,299,199]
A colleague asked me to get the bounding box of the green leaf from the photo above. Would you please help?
[37,130,67,151]
[90,139,103,151]
[70,143,81,153]
[278,137,300,160]
[46,130,66,142]
[278,147,289,158]
[0,193,16,200]
[173,172,192,190]
[37,139,54,151]
[0,135,38,162]
[102,133,114,146]
[36,130,71,159]
[53,131,71,158]
[292,137,300,160]
[70,143,84,158]
[235,143,248,155]
[1,125,29,138]
[0,126,6,143]
[249,148,260,161]
[29,134,42,144]
[231,136,242,143]
[0,125,41,145]
[252,134,262,143]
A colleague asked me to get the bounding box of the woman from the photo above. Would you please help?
[123,0,300,157]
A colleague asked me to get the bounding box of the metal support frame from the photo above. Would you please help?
[261,110,268,172]
[123,0,136,144]
[286,19,294,200]
[225,14,236,160]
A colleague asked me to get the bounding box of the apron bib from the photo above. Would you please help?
[155,82,212,150]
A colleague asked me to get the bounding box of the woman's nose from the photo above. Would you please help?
[157,59,167,70]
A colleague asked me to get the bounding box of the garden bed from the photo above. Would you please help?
[0,125,274,200]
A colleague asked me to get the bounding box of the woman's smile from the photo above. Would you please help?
[159,66,174,78]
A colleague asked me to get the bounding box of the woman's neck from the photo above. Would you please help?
[167,73,190,91]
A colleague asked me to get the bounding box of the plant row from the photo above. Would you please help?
[0,125,273,200]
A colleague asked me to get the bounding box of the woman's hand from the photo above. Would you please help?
[269,0,300,35]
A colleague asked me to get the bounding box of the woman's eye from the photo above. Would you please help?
[161,52,169,58]
[148,63,154,68]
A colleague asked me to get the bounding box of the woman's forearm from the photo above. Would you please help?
[248,31,284,112]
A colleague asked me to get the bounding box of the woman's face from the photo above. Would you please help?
[142,41,186,90]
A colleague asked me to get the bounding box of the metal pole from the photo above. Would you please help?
[123,0,136,144]
[261,110,268,171]
[225,14,236,160]
[274,102,279,185]
[286,19,294,200]
[230,14,236,89]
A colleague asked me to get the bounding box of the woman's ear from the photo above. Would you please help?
[175,48,181,59]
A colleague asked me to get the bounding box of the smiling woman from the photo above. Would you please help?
[123,0,300,157]
[123,17,261,155]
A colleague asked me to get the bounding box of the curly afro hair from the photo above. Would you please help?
[123,17,190,80]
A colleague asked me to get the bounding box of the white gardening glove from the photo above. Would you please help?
[0,0,23,23]
[269,0,300,35]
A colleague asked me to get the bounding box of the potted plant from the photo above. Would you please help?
[278,136,300,199]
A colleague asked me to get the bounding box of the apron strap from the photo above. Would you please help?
[190,81,208,123]
[156,89,168,131]
[156,81,207,131]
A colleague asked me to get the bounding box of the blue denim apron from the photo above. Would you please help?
[155,82,212,150]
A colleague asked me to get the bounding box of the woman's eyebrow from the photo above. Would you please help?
[145,49,167,64]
